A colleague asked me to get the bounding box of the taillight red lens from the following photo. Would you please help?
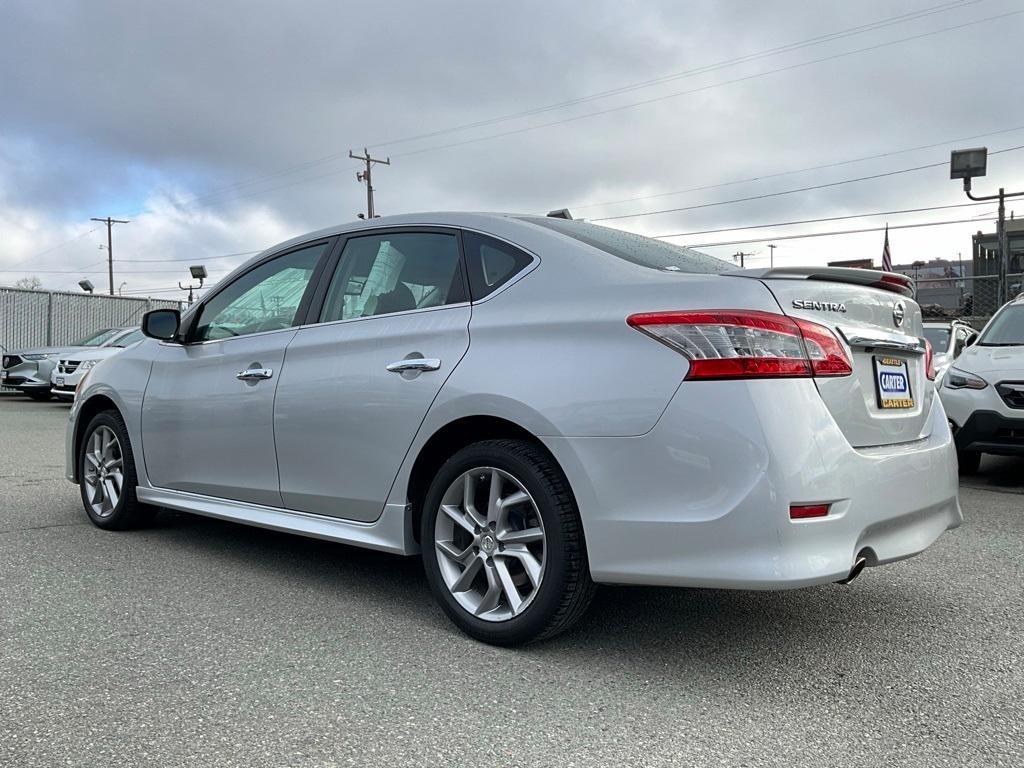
[627,309,852,381]
[923,337,937,381]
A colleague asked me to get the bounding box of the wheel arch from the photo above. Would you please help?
[71,394,124,483]
[404,415,570,543]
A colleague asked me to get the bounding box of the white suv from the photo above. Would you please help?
[940,296,1024,473]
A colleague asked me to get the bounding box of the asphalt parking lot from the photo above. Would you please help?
[1,395,1022,767]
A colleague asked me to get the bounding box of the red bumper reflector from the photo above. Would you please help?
[790,503,830,519]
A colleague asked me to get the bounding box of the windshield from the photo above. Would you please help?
[110,329,144,347]
[520,217,733,274]
[74,328,120,346]
[979,304,1024,345]
[923,327,951,351]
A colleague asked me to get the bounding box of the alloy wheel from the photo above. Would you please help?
[433,467,546,622]
[82,425,124,518]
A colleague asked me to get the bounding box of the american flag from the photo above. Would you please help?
[881,224,892,272]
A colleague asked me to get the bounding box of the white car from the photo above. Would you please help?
[923,320,978,382]
[50,328,145,400]
[940,295,1024,474]
[65,213,962,644]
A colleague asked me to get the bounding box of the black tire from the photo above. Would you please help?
[420,439,596,646]
[957,449,982,475]
[25,389,52,401]
[78,410,156,530]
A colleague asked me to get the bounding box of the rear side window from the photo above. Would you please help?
[521,216,732,274]
[319,232,466,322]
[462,231,533,299]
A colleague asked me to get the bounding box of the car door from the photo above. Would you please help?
[141,240,333,506]
[274,228,471,522]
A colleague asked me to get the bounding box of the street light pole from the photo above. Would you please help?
[950,148,1024,306]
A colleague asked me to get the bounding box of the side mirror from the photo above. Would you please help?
[965,335,977,347]
[142,308,181,341]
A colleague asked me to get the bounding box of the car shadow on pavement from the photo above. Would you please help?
[140,508,951,670]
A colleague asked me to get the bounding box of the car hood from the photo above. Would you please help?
[5,345,88,359]
[61,346,126,362]
[954,345,1024,379]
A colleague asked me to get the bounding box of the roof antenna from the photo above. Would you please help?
[546,208,573,220]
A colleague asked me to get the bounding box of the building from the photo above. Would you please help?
[971,217,1024,278]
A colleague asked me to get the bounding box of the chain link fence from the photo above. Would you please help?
[0,287,182,354]
[916,273,1022,329]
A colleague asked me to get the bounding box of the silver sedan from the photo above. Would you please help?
[65,213,961,644]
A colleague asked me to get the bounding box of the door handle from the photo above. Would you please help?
[236,367,274,381]
[386,358,441,373]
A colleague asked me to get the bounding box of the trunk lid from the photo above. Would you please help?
[728,267,932,448]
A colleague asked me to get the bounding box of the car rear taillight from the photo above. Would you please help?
[923,337,937,381]
[626,310,853,380]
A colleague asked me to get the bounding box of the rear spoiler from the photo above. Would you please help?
[725,266,915,298]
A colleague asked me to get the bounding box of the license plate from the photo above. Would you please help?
[55,377,64,387]
[874,356,913,409]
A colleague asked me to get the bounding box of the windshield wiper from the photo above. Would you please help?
[978,342,1024,347]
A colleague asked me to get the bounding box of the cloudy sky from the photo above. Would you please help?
[2,0,1023,298]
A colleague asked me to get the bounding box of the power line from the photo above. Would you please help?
[115,5,1016,218]
[384,10,1024,162]
[592,143,1024,222]
[1,227,100,271]
[654,200,994,238]
[111,1,979,217]
[117,250,262,263]
[677,213,996,249]
[366,0,984,151]
[567,123,1024,213]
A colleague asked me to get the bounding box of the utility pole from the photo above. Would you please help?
[349,148,391,219]
[90,216,130,295]
[733,251,751,268]
[768,243,777,268]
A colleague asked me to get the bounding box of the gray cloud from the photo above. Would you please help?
[1,0,1022,290]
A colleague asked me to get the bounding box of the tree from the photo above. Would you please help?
[13,276,42,290]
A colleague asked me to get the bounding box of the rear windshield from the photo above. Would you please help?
[979,304,1024,346]
[521,217,732,274]
[923,327,951,350]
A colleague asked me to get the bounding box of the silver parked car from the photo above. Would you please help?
[50,328,146,400]
[922,319,977,382]
[66,213,961,644]
[2,327,134,401]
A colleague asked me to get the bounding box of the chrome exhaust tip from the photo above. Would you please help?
[835,555,868,585]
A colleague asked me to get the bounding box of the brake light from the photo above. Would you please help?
[923,337,937,381]
[627,309,853,380]
[875,272,915,297]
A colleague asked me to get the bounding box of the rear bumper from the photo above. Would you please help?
[545,379,961,589]
[953,410,1024,455]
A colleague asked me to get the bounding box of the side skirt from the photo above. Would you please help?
[136,487,419,555]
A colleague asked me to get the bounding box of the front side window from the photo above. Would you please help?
[320,232,464,323]
[193,243,327,341]
[979,304,1024,346]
